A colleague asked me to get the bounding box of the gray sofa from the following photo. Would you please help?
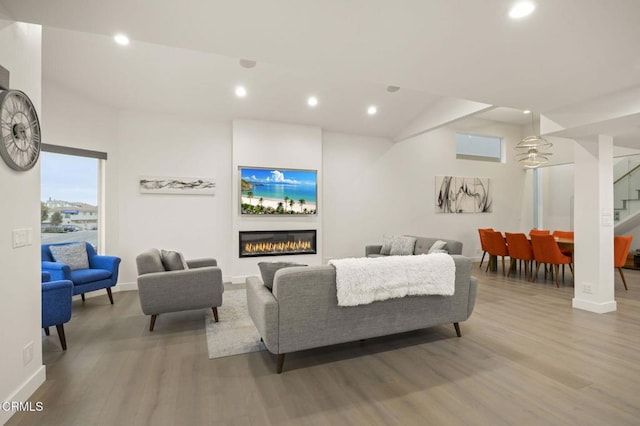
[246,255,476,373]
[136,249,224,331]
[366,236,463,257]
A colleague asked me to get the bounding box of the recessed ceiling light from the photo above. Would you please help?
[509,1,536,19]
[113,33,130,46]
[367,105,378,115]
[386,85,400,93]
[239,59,256,69]
[307,96,318,107]
[235,86,247,98]
[523,110,531,114]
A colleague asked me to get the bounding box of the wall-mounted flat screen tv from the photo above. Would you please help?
[240,167,317,215]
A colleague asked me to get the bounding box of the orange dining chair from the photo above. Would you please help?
[529,229,550,236]
[614,235,633,290]
[552,230,574,278]
[478,228,494,269]
[505,232,534,280]
[485,231,509,275]
[530,235,573,287]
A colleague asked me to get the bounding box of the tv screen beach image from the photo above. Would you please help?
[240,167,317,215]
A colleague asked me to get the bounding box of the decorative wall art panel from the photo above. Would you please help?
[139,176,216,195]
[435,176,492,213]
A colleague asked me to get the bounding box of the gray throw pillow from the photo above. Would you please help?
[428,240,448,254]
[49,242,90,270]
[161,250,189,271]
[380,234,395,255]
[258,262,306,291]
[389,236,417,256]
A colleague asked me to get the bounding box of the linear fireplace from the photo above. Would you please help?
[239,230,317,258]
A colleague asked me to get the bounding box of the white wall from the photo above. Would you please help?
[541,164,574,231]
[323,121,530,260]
[0,21,45,425]
[232,120,322,281]
[115,111,232,285]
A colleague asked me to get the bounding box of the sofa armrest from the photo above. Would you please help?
[42,261,71,281]
[137,267,223,315]
[246,276,279,353]
[186,258,217,269]
[89,255,121,272]
[365,245,383,257]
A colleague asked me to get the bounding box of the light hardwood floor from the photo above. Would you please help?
[8,266,640,425]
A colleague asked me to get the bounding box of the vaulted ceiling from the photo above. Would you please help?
[2,0,640,138]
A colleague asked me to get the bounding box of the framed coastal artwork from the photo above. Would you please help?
[139,176,216,195]
[435,176,492,213]
[239,166,317,215]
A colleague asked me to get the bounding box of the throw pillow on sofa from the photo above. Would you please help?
[258,262,306,291]
[428,240,448,254]
[389,236,417,256]
[380,234,395,255]
[49,242,90,270]
[161,250,189,271]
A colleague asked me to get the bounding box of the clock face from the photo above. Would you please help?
[0,90,41,171]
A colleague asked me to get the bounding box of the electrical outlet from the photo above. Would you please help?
[583,283,592,294]
[23,341,34,366]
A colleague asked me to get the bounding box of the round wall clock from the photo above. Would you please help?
[0,89,41,171]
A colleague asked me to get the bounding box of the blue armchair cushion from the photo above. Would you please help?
[70,269,112,285]
[42,279,73,328]
[49,242,89,270]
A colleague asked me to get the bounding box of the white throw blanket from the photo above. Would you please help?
[329,253,456,307]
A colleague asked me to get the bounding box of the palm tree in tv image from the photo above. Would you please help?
[298,199,306,213]
[289,199,295,213]
[284,196,289,212]
[247,191,254,205]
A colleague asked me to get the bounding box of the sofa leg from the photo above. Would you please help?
[149,315,157,332]
[106,288,114,305]
[277,354,286,374]
[44,327,50,336]
[56,324,67,350]
[453,322,461,337]
[81,294,85,302]
[212,307,219,322]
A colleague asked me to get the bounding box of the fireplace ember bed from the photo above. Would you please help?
[239,230,317,258]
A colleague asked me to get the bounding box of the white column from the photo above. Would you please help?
[572,135,615,313]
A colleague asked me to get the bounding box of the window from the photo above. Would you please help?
[40,145,106,249]
[456,133,503,163]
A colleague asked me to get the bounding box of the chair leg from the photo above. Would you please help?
[453,322,461,337]
[212,307,219,322]
[533,263,541,282]
[55,324,67,350]
[277,354,286,374]
[501,257,506,276]
[617,267,629,290]
[81,294,85,302]
[44,327,50,336]
[554,265,560,288]
[149,315,157,332]
[507,259,514,277]
[106,287,114,305]
[479,251,486,269]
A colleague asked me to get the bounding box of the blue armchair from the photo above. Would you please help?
[42,242,121,304]
[41,272,72,350]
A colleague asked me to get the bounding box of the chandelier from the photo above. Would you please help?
[514,113,553,168]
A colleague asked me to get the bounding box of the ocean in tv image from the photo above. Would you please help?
[240,167,317,215]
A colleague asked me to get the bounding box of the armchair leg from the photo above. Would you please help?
[55,324,67,350]
[479,251,486,269]
[81,294,85,302]
[453,322,461,337]
[277,354,286,374]
[44,327,50,336]
[617,267,629,290]
[212,307,219,322]
[149,315,157,332]
[106,287,114,304]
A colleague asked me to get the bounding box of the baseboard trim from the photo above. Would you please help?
[572,298,617,313]
[0,365,46,425]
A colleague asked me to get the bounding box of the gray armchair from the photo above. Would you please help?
[135,249,224,331]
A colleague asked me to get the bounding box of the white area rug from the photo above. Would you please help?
[205,288,266,359]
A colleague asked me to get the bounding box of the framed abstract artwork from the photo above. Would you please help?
[435,176,492,213]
